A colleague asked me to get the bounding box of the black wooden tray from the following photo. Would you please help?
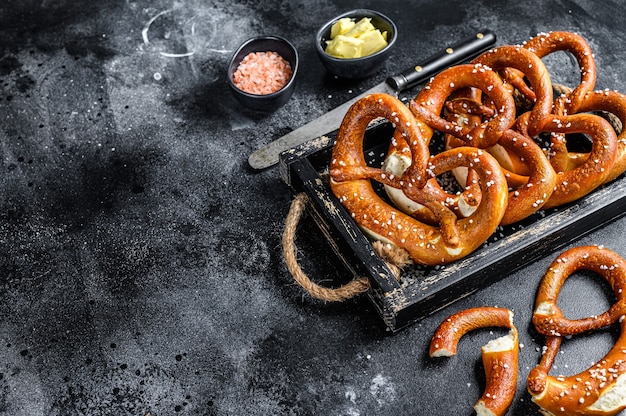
[279,121,626,333]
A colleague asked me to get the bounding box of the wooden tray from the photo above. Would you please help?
[279,121,626,333]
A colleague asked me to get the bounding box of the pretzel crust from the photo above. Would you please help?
[522,31,596,115]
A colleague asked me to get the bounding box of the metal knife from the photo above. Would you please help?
[248,29,496,170]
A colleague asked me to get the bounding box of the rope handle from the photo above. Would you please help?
[282,193,410,302]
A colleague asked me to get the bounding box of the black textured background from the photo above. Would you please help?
[1,0,626,415]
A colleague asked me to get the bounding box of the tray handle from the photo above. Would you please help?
[283,193,410,301]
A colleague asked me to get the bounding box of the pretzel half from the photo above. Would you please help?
[528,245,626,415]
[430,307,519,416]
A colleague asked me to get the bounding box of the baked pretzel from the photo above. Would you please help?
[330,93,508,265]
[522,31,597,115]
[528,245,626,415]
[430,307,519,416]
[540,111,617,208]
[418,45,558,223]
[410,63,517,149]
[403,61,532,224]
[473,45,554,137]
[470,32,608,208]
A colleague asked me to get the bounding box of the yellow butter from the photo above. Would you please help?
[343,17,377,38]
[330,17,356,39]
[325,35,363,59]
[325,17,388,59]
[359,29,388,57]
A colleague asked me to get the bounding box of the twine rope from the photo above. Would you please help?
[282,193,410,302]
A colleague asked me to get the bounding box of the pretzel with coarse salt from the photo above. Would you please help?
[406,47,557,224]
[409,63,517,149]
[472,44,554,138]
[528,245,626,415]
[521,31,597,116]
[538,111,617,208]
[383,64,515,225]
[430,307,519,416]
[330,93,508,266]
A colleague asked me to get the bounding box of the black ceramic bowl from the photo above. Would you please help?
[316,9,397,79]
[227,36,298,112]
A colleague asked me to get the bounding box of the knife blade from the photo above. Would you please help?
[248,29,496,170]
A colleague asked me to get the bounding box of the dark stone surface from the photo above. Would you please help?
[1,0,626,414]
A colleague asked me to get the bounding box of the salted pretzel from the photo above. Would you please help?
[430,307,519,416]
[410,63,517,149]
[411,46,557,224]
[528,245,626,415]
[476,35,614,208]
[522,31,597,115]
[463,32,612,211]
[538,111,617,208]
[330,93,508,266]
[473,45,554,138]
[385,64,514,225]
